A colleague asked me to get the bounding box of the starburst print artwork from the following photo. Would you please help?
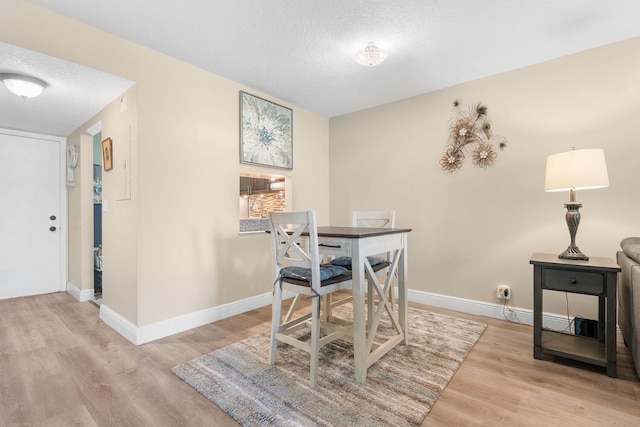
[241,92,293,169]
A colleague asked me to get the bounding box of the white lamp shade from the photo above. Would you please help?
[545,148,609,192]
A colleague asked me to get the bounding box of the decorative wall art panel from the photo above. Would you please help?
[240,91,293,169]
[440,100,508,173]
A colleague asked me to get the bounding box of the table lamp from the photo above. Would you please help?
[544,148,609,261]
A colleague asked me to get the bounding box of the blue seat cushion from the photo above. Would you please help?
[331,256,386,267]
[281,264,349,282]
[330,256,391,274]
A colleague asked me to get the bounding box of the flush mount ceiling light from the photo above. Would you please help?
[355,42,387,67]
[0,73,48,99]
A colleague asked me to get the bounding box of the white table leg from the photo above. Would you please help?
[398,238,408,345]
[351,240,367,384]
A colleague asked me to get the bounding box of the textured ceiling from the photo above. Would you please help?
[0,42,134,137]
[3,1,640,136]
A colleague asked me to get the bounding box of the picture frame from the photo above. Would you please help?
[102,137,113,172]
[240,91,293,169]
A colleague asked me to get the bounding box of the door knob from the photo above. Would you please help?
[49,226,57,232]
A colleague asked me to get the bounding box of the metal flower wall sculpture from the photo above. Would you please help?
[440,100,507,173]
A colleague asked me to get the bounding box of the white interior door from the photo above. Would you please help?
[0,130,64,300]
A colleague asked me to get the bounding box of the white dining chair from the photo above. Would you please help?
[268,210,353,388]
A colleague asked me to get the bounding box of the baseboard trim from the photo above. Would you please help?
[408,289,574,332]
[100,304,138,344]
[100,290,295,345]
[66,281,95,302]
[100,288,575,345]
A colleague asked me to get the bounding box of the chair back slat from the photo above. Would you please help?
[352,210,396,228]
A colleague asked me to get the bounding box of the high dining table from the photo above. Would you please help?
[312,226,412,384]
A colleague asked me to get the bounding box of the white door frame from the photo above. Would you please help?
[0,127,67,293]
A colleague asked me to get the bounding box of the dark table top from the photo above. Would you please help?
[529,252,620,271]
[315,226,412,238]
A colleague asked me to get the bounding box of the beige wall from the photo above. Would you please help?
[2,0,330,327]
[67,86,140,322]
[135,64,329,326]
[65,132,84,289]
[329,37,640,317]
[66,132,94,293]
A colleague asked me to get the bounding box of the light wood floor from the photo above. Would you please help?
[1,292,639,426]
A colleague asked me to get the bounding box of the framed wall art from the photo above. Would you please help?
[240,91,293,169]
[102,137,113,172]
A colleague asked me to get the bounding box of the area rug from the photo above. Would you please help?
[171,307,486,427]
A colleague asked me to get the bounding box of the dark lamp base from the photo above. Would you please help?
[559,246,589,261]
[559,201,589,261]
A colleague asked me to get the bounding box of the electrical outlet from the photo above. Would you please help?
[497,285,511,300]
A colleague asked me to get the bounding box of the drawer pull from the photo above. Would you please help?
[570,278,577,285]
[319,243,342,249]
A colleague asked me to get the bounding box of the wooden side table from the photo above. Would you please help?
[530,253,620,377]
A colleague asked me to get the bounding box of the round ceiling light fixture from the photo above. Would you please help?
[355,42,387,67]
[0,73,48,99]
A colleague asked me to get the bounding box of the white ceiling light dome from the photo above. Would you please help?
[355,42,387,67]
[0,73,48,99]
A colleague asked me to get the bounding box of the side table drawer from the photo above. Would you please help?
[542,268,604,295]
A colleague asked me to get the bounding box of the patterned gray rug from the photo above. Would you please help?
[171,307,486,427]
